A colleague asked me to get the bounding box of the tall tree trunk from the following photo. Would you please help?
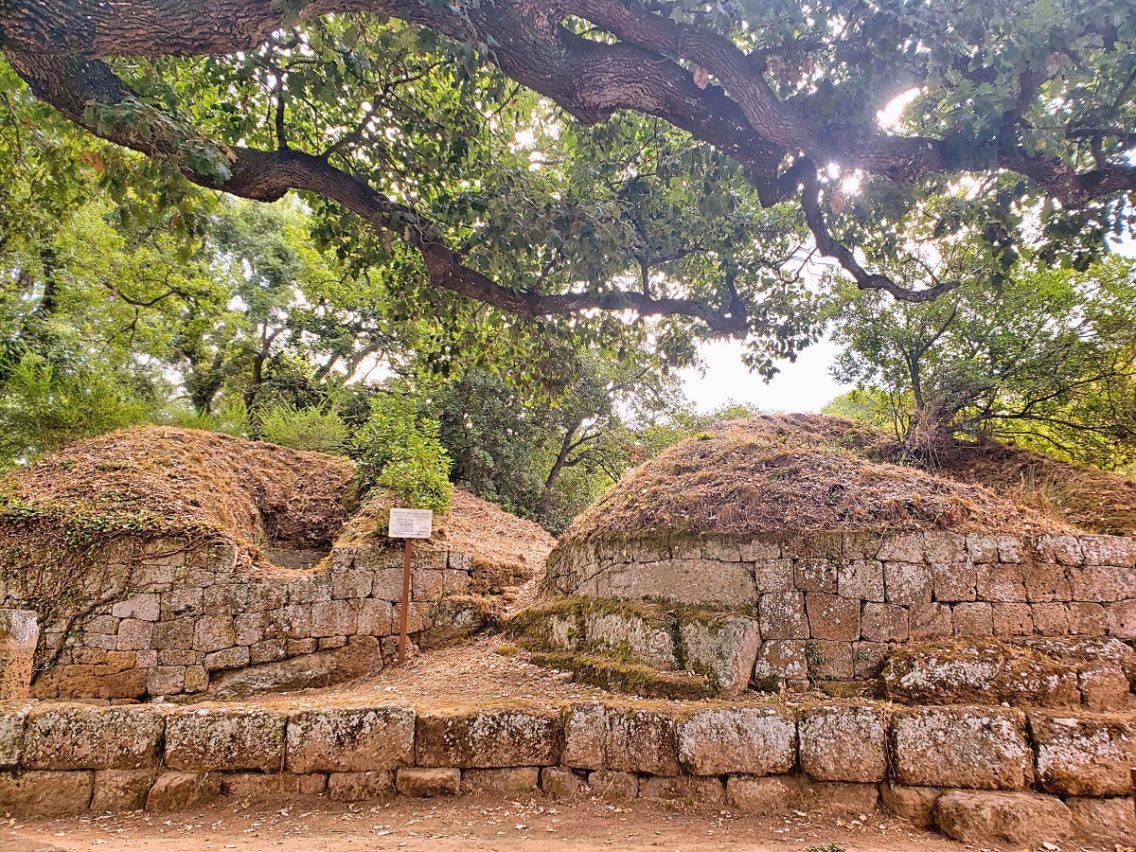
[537,416,583,522]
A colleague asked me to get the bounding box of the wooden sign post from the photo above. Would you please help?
[388,508,433,663]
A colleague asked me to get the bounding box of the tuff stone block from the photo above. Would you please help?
[22,705,164,769]
[0,769,93,815]
[462,767,540,796]
[798,704,887,783]
[676,707,796,776]
[395,767,460,797]
[165,707,286,772]
[891,706,1030,790]
[327,770,394,801]
[805,593,860,641]
[1031,711,1136,796]
[563,703,679,776]
[934,790,1070,846]
[416,707,560,768]
[286,706,415,773]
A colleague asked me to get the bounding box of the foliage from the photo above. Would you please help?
[257,403,349,455]
[825,255,1136,467]
[0,352,153,469]
[353,394,453,511]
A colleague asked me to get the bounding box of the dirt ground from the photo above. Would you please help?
[4,794,978,852]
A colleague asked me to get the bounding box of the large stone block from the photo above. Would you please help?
[1066,796,1136,844]
[725,775,801,815]
[145,771,221,811]
[286,706,415,773]
[860,602,908,642]
[0,705,28,768]
[1069,564,1136,601]
[676,707,796,776]
[752,639,807,686]
[798,704,887,782]
[976,563,1026,602]
[638,775,725,804]
[91,769,159,811]
[395,767,460,797]
[891,706,1030,789]
[327,770,394,801]
[934,790,1070,846]
[562,703,679,776]
[878,782,941,828]
[883,561,932,606]
[758,591,808,639]
[805,593,859,641]
[22,705,164,769]
[1031,711,1136,796]
[679,616,761,695]
[166,707,286,772]
[462,767,540,796]
[0,609,37,699]
[0,769,93,815]
[585,611,677,670]
[415,707,560,768]
[836,560,884,602]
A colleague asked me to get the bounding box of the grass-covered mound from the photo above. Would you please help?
[0,425,356,553]
[560,414,1081,546]
[0,425,555,580]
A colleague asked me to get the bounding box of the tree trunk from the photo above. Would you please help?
[537,416,583,522]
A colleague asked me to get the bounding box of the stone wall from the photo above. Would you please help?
[546,531,1136,683]
[0,697,1131,844]
[0,535,484,700]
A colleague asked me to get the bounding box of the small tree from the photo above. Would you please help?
[825,255,1136,467]
[353,395,453,511]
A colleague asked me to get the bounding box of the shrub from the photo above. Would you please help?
[162,398,251,437]
[353,395,453,511]
[257,403,348,455]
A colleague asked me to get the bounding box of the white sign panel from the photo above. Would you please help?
[389,508,433,539]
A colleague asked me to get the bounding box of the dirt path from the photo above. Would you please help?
[5,795,971,852]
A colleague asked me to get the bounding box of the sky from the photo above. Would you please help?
[679,334,849,414]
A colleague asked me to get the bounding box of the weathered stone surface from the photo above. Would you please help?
[725,775,801,815]
[907,602,953,639]
[1031,711,1136,796]
[22,705,164,769]
[586,769,638,799]
[992,602,1034,636]
[883,561,932,606]
[1066,796,1136,843]
[462,767,540,796]
[540,766,586,797]
[798,704,887,782]
[976,563,1026,602]
[800,781,879,815]
[676,707,796,777]
[583,611,677,670]
[0,610,38,700]
[679,616,761,695]
[396,767,460,797]
[881,640,1079,708]
[145,771,221,811]
[877,534,924,563]
[416,707,560,768]
[951,602,992,636]
[795,559,839,593]
[757,592,808,640]
[0,769,93,815]
[752,640,807,686]
[639,775,725,804]
[166,707,286,772]
[1070,564,1136,601]
[934,790,1071,846]
[91,769,158,811]
[860,603,908,642]
[837,560,884,601]
[286,706,414,773]
[805,639,853,679]
[563,703,679,775]
[878,783,941,828]
[891,706,1030,789]
[0,705,28,768]
[805,593,860,641]
[327,770,394,801]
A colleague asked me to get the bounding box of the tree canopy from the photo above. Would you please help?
[4,0,1132,357]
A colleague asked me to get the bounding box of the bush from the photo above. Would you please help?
[162,398,251,437]
[353,395,453,511]
[257,403,348,455]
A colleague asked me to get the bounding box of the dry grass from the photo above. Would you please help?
[0,425,554,580]
[560,414,1077,545]
[929,439,1136,536]
[0,425,356,549]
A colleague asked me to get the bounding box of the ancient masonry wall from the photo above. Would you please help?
[0,698,1131,840]
[0,536,477,700]
[546,531,1136,682]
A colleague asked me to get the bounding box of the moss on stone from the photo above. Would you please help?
[527,651,712,700]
